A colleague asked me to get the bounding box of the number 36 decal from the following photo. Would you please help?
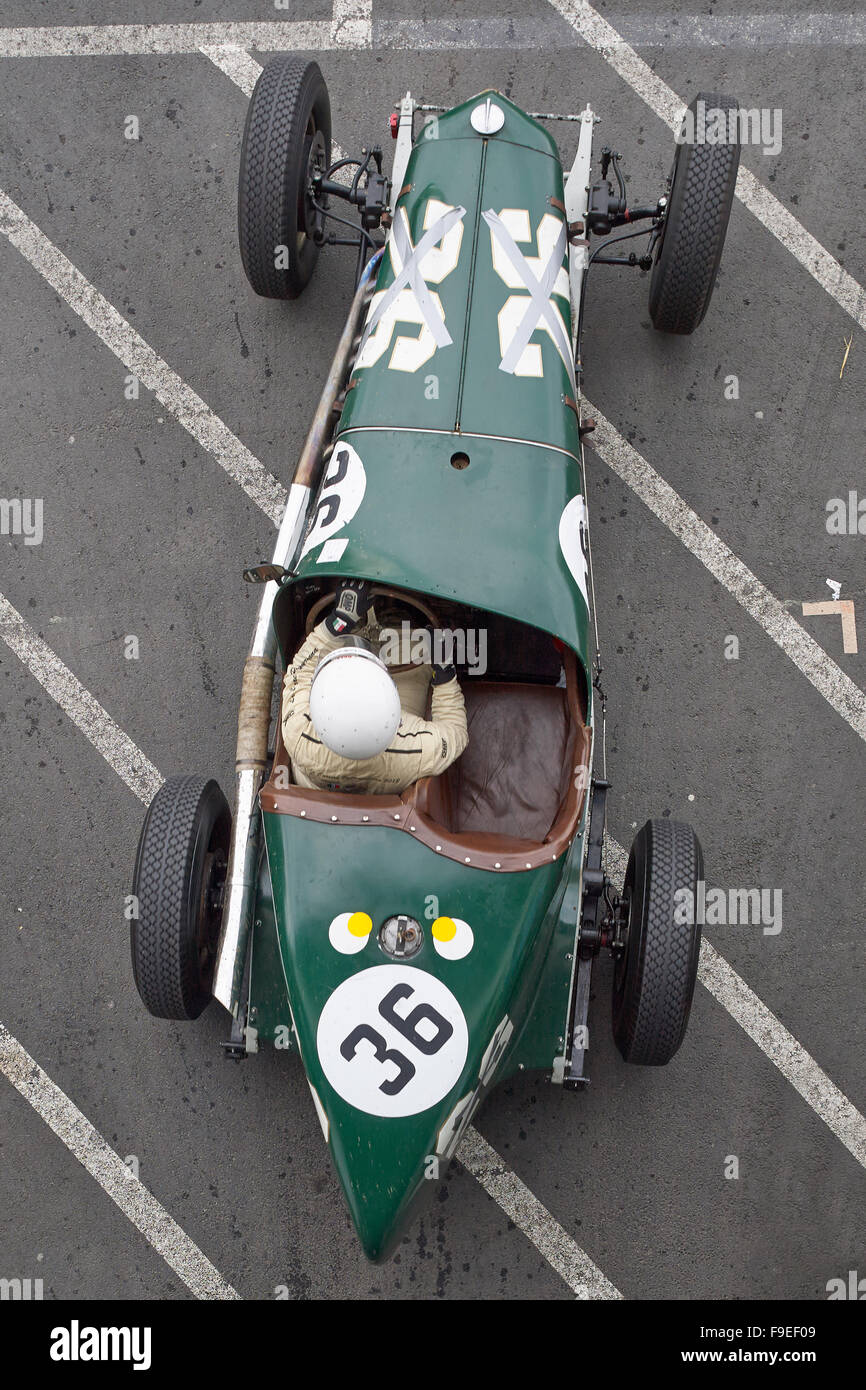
[317,967,469,1118]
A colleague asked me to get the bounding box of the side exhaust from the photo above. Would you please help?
[213,250,383,1015]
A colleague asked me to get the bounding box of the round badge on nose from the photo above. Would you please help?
[379,914,423,958]
[470,98,505,135]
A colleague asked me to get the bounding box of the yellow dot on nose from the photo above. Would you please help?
[347,912,372,938]
[432,915,457,942]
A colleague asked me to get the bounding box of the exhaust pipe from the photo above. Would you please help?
[213,250,383,1015]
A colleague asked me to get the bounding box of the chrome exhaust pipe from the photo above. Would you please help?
[213,251,383,1015]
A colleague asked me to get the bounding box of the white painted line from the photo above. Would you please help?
[373,13,866,50]
[0,188,286,525]
[585,404,866,744]
[458,1127,622,1299]
[4,12,863,55]
[603,11,866,48]
[0,23,335,57]
[734,166,866,333]
[0,592,162,805]
[199,42,263,98]
[697,940,866,1168]
[0,1021,239,1299]
[331,0,373,48]
[604,837,866,1171]
[201,46,355,186]
[547,0,866,334]
[0,3,371,56]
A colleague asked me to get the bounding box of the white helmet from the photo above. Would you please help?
[309,645,401,760]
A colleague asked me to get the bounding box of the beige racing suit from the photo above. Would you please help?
[281,619,468,795]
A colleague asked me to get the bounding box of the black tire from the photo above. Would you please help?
[648,92,741,334]
[238,56,331,299]
[612,819,704,1065]
[131,776,231,1020]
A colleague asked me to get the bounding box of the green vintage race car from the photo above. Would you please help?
[131,63,741,1261]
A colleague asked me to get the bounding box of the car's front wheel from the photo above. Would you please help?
[648,92,741,334]
[238,55,332,299]
[131,776,231,1020]
[612,818,704,1064]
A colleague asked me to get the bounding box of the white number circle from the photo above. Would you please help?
[316,966,469,1119]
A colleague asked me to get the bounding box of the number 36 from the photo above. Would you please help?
[340,983,454,1096]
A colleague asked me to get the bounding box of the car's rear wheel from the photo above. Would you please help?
[131,776,231,1020]
[238,55,332,299]
[648,92,741,334]
[612,818,704,1064]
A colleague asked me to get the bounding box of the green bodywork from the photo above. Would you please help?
[248,94,593,1260]
[292,92,591,671]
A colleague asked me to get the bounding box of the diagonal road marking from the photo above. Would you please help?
[0,1021,239,1299]
[0,593,162,803]
[458,1128,622,1298]
[547,0,866,333]
[0,188,286,525]
[199,42,264,97]
[585,404,866,745]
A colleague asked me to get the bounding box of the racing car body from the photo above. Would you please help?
[132,70,739,1260]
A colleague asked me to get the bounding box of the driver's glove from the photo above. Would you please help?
[432,659,457,685]
[325,578,372,636]
[420,623,457,685]
[430,636,457,685]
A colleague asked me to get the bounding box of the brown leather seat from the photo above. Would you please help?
[414,681,575,842]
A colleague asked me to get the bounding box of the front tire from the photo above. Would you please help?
[238,56,332,299]
[648,92,741,334]
[131,776,231,1020]
[612,818,704,1064]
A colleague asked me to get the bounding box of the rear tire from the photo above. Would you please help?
[648,92,741,334]
[238,56,331,299]
[612,818,703,1064]
[131,776,231,1020]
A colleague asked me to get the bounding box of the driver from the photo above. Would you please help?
[281,579,468,794]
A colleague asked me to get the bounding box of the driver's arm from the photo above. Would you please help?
[396,675,468,781]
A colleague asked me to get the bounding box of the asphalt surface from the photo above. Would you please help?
[0,0,864,1300]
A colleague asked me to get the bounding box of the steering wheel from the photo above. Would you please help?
[305,585,441,672]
